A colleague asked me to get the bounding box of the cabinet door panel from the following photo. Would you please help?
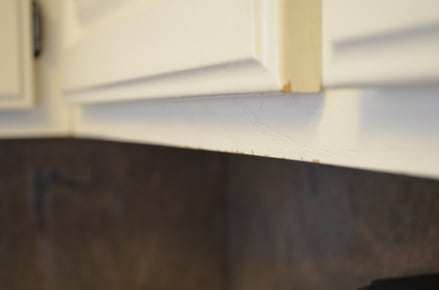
[324,0,439,87]
[0,0,33,108]
[62,0,320,103]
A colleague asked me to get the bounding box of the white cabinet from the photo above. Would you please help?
[0,0,34,108]
[0,0,70,137]
[323,0,439,87]
[2,0,439,179]
[61,0,321,103]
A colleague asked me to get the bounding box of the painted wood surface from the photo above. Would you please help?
[61,0,320,103]
[324,0,439,87]
[0,0,34,108]
[68,0,439,179]
[74,86,439,179]
[1,0,439,181]
[0,0,71,137]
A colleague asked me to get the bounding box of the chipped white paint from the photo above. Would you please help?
[73,86,439,179]
[2,0,439,181]
[65,0,439,179]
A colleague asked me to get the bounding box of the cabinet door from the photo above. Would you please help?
[324,0,439,87]
[0,0,33,108]
[62,0,320,104]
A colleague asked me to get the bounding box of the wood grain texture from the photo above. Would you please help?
[226,155,439,290]
[0,139,226,290]
[0,142,46,290]
[0,139,439,290]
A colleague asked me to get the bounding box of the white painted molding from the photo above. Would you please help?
[5,0,439,181]
[62,0,320,103]
[74,86,439,180]
[0,0,34,109]
[324,0,439,87]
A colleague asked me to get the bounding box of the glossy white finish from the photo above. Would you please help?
[74,86,439,179]
[62,0,320,103]
[324,0,439,87]
[0,0,34,108]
